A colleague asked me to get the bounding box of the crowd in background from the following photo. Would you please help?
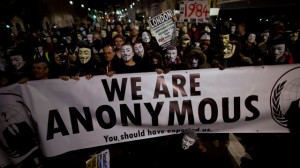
[0,16,299,88]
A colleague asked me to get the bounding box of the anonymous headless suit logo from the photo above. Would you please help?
[270,66,300,132]
[0,93,40,165]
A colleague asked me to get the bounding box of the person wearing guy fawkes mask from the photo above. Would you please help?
[152,129,209,168]
[100,29,111,48]
[117,43,145,74]
[183,47,211,69]
[68,41,103,80]
[6,47,31,84]
[263,36,294,65]
[140,29,161,55]
[217,31,241,68]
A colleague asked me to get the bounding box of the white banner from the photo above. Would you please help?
[1,65,299,157]
[0,92,40,165]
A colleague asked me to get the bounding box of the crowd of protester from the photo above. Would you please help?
[0,18,299,88]
[1,17,300,168]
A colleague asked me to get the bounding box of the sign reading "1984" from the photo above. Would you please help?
[180,0,210,20]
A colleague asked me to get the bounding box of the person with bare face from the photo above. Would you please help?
[102,44,121,77]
